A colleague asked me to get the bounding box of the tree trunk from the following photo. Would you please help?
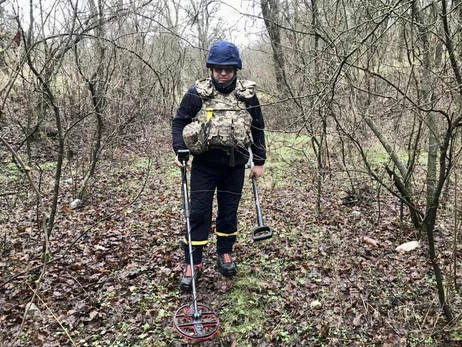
[261,0,286,87]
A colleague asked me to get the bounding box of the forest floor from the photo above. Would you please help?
[1,128,462,346]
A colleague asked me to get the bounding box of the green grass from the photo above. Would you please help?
[0,162,23,184]
[265,132,312,167]
[363,142,428,166]
[260,131,313,188]
[1,160,59,184]
[219,271,269,343]
[37,161,58,170]
[131,157,151,169]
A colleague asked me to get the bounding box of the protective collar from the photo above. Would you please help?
[211,74,237,94]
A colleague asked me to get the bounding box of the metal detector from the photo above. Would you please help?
[172,149,219,340]
[251,176,273,241]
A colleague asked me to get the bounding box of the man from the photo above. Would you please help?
[172,41,266,291]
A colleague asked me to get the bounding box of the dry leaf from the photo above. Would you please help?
[353,314,362,326]
[396,241,420,252]
[310,300,322,309]
[363,236,379,247]
[89,310,98,320]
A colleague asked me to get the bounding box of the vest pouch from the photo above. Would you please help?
[183,121,209,154]
[205,109,253,149]
[207,114,233,148]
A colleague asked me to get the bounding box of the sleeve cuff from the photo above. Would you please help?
[253,160,265,166]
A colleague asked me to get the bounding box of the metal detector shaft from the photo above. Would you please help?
[252,177,264,226]
[251,176,273,241]
[173,150,219,341]
[181,162,200,317]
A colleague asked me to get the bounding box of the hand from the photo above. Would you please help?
[174,155,189,168]
[175,149,190,168]
[249,165,264,179]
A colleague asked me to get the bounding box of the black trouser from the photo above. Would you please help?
[182,160,245,265]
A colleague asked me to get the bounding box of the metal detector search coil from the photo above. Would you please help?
[172,303,220,340]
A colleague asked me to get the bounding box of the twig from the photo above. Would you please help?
[29,284,77,346]
[454,170,459,291]
[0,191,17,197]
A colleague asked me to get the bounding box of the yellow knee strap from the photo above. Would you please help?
[215,231,239,237]
[183,238,208,246]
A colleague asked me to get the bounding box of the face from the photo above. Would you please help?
[212,65,236,84]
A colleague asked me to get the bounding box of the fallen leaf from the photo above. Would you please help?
[25,302,40,315]
[89,310,98,320]
[363,236,379,247]
[396,241,420,252]
[310,300,322,309]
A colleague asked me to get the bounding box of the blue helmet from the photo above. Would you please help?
[206,41,242,69]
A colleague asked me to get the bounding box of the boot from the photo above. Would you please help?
[179,264,202,292]
[217,253,236,277]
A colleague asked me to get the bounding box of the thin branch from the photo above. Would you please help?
[0,191,18,197]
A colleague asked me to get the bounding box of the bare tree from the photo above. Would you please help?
[256,0,460,322]
[260,0,285,86]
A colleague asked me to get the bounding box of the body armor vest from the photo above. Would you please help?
[183,78,255,155]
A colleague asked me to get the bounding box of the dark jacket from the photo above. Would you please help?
[172,84,266,167]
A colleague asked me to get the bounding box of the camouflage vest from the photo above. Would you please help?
[183,78,255,155]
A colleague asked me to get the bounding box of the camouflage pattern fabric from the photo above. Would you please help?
[183,121,210,154]
[183,78,255,154]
